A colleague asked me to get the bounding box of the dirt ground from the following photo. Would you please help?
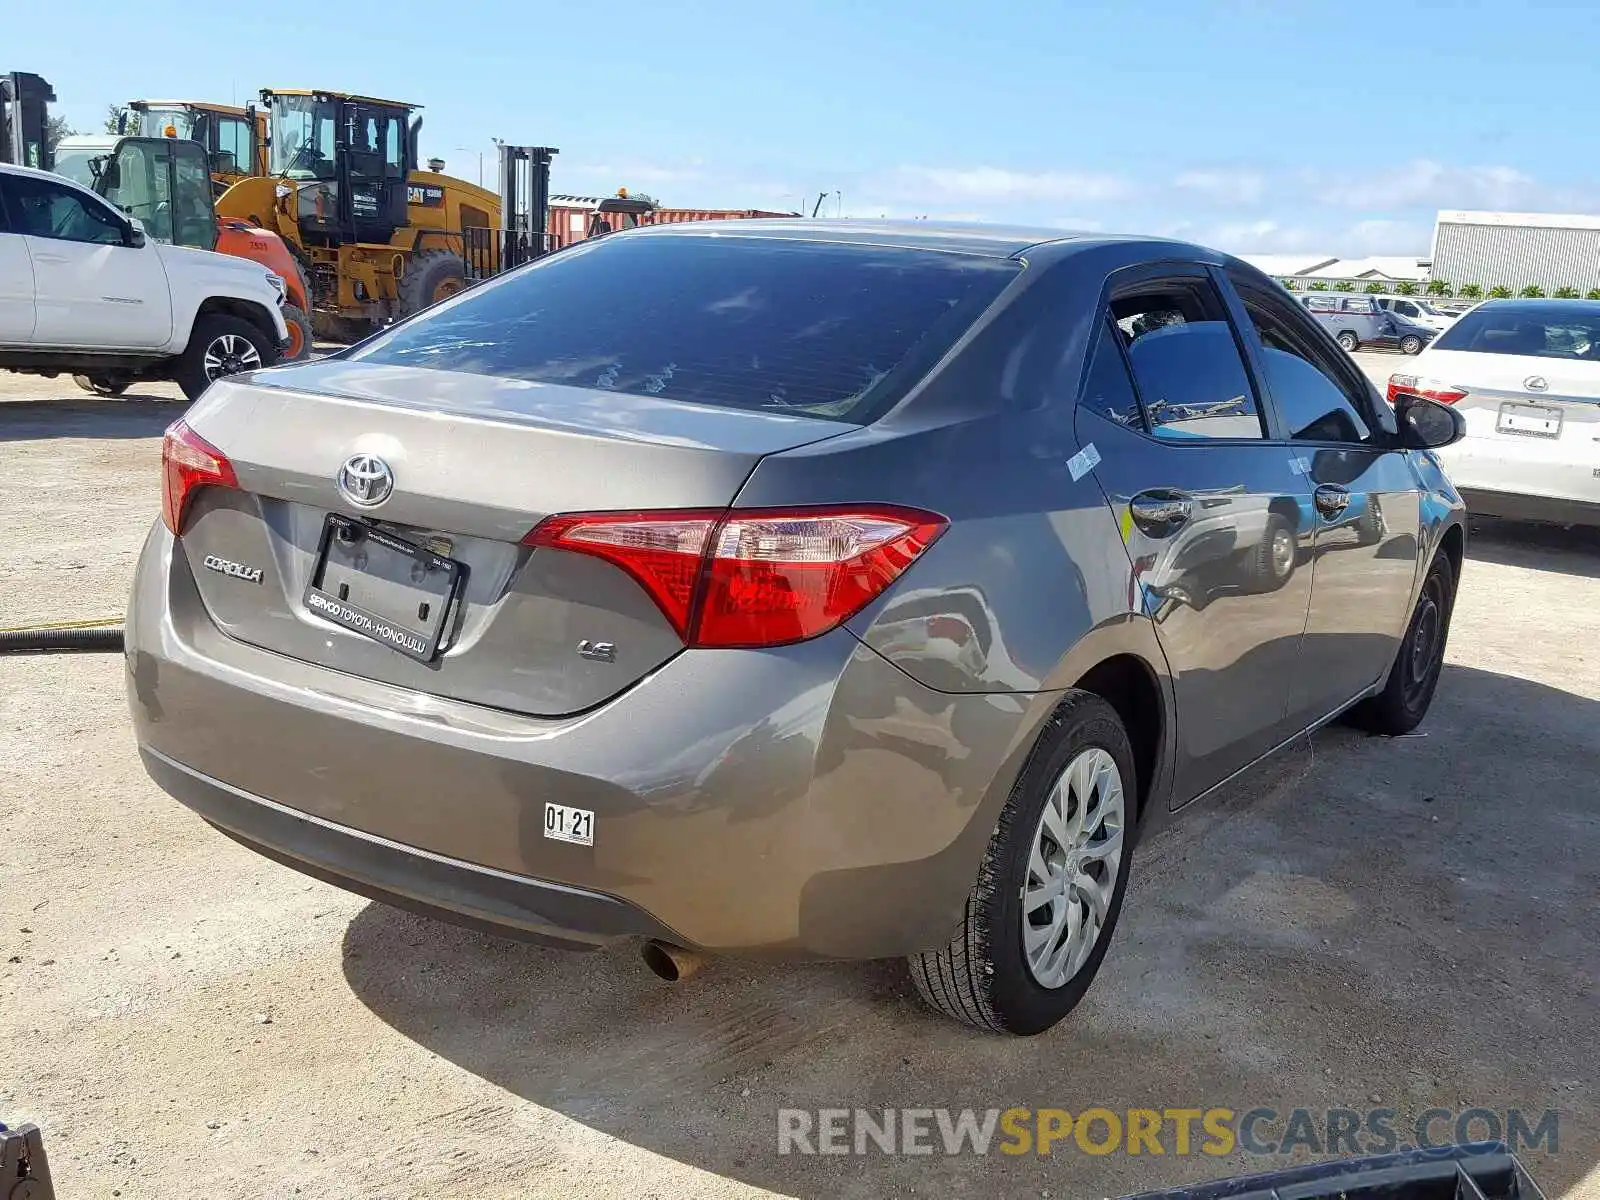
[2,359,1597,1200]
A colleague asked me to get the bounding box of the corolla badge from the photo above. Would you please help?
[337,453,394,507]
[1524,376,1549,393]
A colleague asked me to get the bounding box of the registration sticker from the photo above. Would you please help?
[544,803,595,847]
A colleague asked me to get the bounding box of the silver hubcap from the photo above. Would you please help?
[202,333,262,381]
[1022,747,1126,989]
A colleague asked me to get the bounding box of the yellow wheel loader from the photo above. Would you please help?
[212,89,500,339]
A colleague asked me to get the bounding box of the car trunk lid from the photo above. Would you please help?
[176,361,855,716]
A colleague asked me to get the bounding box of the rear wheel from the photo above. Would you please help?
[173,314,277,401]
[282,304,314,360]
[1336,330,1359,352]
[1400,334,1424,355]
[398,249,466,318]
[909,692,1136,1035]
[1346,551,1455,735]
[72,374,129,397]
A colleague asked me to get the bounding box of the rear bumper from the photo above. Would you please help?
[127,524,1044,959]
[1458,487,1600,527]
[142,746,675,949]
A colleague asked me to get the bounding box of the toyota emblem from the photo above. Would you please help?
[337,453,395,507]
[1523,375,1549,392]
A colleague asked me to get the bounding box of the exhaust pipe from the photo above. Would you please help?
[640,939,707,983]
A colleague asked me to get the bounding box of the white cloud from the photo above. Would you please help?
[1302,159,1558,211]
[878,166,1131,204]
[1175,169,1266,205]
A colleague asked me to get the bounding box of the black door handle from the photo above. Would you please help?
[1129,490,1193,537]
[1314,484,1352,518]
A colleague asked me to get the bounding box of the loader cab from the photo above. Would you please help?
[128,101,260,184]
[0,71,55,169]
[55,134,218,250]
[263,88,414,247]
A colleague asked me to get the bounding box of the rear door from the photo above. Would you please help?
[0,177,37,341]
[1227,274,1422,726]
[4,172,171,348]
[1079,264,1315,806]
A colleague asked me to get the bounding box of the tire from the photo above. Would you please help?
[72,374,128,397]
[1345,551,1456,735]
[398,249,466,318]
[282,304,314,361]
[1336,330,1360,353]
[1400,335,1424,356]
[1248,512,1297,590]
[173,313,278,401]
[1355,498,1385,547]
[908,692,1137,1035]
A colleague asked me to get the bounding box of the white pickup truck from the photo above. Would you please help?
[0,160,288,399]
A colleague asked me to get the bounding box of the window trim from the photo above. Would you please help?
[1094,261,1272,447]
[1223,271,1398,448]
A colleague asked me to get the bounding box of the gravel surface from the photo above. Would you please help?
[2,360,1597,1199]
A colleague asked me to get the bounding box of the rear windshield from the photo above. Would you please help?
[1431,302,1600,360]
[349,234,1019,422]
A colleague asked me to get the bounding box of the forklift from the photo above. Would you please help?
[0,70,55,169]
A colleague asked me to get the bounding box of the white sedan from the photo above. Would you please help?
[1388,299,1600,526]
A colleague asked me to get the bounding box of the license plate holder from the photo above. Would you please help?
[304,514,462,662]
[1496,401,1563,439]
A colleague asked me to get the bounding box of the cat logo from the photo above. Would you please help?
[407,184,445,207]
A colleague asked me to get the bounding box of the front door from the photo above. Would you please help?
[1227,276,1422,728]
[1079,266,1316,806]
[3,172,170,349]
[340,101,409,244]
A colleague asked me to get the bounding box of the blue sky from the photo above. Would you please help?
[18,0,1599,257]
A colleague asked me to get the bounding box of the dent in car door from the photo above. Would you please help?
[1077,280,1314,808]
[0,182,37,342]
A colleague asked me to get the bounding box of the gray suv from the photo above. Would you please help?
[127,222,1467,1035]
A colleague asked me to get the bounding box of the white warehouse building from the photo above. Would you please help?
[1429,210,1600,293]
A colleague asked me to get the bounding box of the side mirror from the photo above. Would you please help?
[125,216,147,249]
[1395,393,1465,450]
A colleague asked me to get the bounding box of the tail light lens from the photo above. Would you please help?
[1388,374,1467,406]
[161,419,238,534]
[525,505,947,648]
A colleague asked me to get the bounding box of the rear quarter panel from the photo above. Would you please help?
[735,241,1180,824]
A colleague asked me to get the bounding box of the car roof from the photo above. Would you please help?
[621,217,1210,261]
[1462,298,1600,317]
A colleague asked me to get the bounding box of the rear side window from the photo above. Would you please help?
[351,234,1020,422]
[1077,318,1145,430]
[1431,302,1600,360]
[1112,280,1265,440]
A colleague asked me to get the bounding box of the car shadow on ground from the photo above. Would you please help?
[340,662,1598,1200]
[1466,516,1600,577]
[0,393,186,441]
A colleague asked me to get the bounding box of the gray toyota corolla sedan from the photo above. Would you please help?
[128,221,1468,1035]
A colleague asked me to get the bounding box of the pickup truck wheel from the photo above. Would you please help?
[175,314,274,400]
[1336,330,1360,352]
[72,374,129,397]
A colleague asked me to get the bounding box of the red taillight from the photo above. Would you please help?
[1387,374,1467,406]
[161,419,237,534]
[525,505,948,648]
